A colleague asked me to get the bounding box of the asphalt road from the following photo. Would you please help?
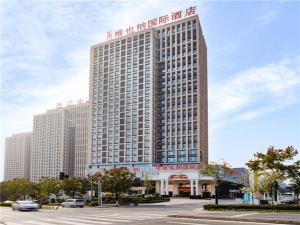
[0,199,299,225]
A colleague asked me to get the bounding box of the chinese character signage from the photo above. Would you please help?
[106,6,196,41]
[155,163,203,171]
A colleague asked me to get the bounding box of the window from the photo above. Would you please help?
[188,157,197,162]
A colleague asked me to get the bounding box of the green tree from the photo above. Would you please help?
[201,160,231,205]
[0,180,17,201]
[100,167,136,205]
[28,182,41,200]
[38,178,62,203]
[0,179,34,201]
[62,178,82,198]
[15,178,32,200]
[241,170,259,205]
[78,177,91,197]
[246,146,299,207]
[260,171,284,207]
[144,172,154,195]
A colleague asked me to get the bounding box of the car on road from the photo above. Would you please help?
[11,200,39,211]
[61,199,85,208]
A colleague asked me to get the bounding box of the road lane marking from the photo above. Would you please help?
[172,217,289,225]
[79,214,164,220]
[167,222,208,225]
[5,223,24,225]
[58,217,113,224]
[23,221,56,225]
[230,213,259,218]
[42,218,104,225]
[77,216,131,222]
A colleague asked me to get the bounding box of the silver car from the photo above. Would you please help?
[61,199,85,208]
[12,200,39,211]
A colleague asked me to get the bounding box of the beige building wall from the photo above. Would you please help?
[31,101,88,181]
[4,132,32,181]
[64,101,89,177]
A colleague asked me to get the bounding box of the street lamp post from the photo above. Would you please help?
[98,179,102,207]
[90,174,93,202]
[86,168,93,203]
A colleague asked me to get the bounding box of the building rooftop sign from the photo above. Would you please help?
[106,6,197,41]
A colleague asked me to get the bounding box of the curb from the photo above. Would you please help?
[168,214,300,225]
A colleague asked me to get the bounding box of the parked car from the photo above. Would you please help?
[11,200,39,211]
[61,199,85,208]
[280,193,296,204]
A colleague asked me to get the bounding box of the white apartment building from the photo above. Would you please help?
[65,101,89,177]
[31,101,88,181]
[4,132,32,181]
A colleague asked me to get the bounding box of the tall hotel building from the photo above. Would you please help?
[4,132,32,181]
[31,101,88,181]
[89,12,210,196]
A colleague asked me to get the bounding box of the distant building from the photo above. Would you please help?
[66,102,89,177]
[4,132,32,181]
[30,101,88,181]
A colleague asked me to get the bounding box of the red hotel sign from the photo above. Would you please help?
[156,163,203,171]
[106,6,197,41]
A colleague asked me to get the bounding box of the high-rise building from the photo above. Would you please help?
[4,132,32,181]
[66,101,89,177]
[156,15,208,165]
[31,101,88,181]
[89,11,209,196]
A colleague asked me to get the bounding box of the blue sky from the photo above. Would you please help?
[1,0,300,180]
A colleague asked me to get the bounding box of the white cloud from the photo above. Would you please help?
[209,56,300,134]
[257,8,278,25]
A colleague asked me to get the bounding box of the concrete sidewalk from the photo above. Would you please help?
[168,211,300,225]
[139,198,214,206]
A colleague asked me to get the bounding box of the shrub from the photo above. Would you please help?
[46,203,60,206]
[0,202,13,207]
[189,195,202,199]
[85,195,170,206]
[203,204,300,211]
[259,200,269,205]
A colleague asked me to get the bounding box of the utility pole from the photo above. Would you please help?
[98,179,102,207]
[90,173,93,202]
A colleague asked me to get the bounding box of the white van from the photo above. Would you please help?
[61,199,85,208]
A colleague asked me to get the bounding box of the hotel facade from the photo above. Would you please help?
[88,10,212,197]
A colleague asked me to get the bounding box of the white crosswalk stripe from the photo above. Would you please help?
[24,221,56,225]
[5,223,23,225]
[77,215,132,222]
[82,213,167,220]
[42,218,100,225]
[3,211,168,225]
[167,222,208,225]
[56,217,113,224]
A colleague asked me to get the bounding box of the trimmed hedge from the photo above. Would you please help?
[87,196,170,206]
[189,195,202,199]
[0,202,13,207]
[203,204,300,211]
